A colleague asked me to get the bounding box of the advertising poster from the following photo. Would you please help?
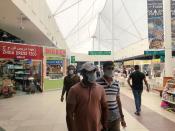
[147,0,164,49]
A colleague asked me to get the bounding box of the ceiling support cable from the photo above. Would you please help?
[120,0,143,39]
[52,0,68,16]
[54,0,83,16]
[65,0,97,39]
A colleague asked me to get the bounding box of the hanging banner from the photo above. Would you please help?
[171,0,175,49]
[147,0,164,49]
[0,42,43,60]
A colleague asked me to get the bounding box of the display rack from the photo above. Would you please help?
[161,78,175,112]
[6,61,31,91]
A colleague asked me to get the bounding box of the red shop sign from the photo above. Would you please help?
[45,48,66,57]
[0,42,43,60]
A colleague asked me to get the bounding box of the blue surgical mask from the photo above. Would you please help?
[86,72,96,83]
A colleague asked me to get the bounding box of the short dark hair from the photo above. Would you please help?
[134,65,139,70]
[67,65,75,70]
[103,61,114,68]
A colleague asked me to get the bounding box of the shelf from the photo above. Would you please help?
[162,99,175,105]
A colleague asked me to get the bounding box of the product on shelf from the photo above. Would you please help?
[161,78,175,112]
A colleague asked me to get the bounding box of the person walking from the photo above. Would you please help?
[97,61,126,131]
[127,65,149,116]
[60,65,80,131]
[60,65,80,102]
[66,62,108,131]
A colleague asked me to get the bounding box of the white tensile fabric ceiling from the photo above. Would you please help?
[46,0,106,53]
[46,0,148,54]
[94,0,148,52]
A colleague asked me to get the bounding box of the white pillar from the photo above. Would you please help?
[98,14,101,67]
[163,0,173,77]
[112,0,114,61]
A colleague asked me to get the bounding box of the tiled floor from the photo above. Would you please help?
[0,85,175,131]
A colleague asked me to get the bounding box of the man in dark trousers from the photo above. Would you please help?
[60,65,80,131]
[127,65,149,116]
[60,65,80,102]
[66,62,108,131]
[97,61,126,131]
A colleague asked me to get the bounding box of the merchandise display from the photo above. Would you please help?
[161,78,175,112]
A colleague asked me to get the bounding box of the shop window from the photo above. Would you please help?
[0,59,42,93]
[46,60,63,79]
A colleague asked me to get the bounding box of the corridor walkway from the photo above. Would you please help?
[0,86,175,131]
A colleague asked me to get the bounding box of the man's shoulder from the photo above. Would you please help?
[131,71,140,75]
[70,82,81,91]
[96,83,104,88]
[96,77,106,85]
[73,74,80,78]
[96,77,104,82]
[95,83,106,93]
[73,74,80,81]
[64,75,69,79]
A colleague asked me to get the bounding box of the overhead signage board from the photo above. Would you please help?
[88,51,111,55]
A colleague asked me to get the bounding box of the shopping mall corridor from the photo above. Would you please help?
[0,86,175,131]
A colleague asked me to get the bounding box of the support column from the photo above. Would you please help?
[163,0,173,77]
[112,0,114,61]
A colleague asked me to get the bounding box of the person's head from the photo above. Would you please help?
[67,65,76,75]
[80,62,97,84]
[134,65,140,71]
[103,61,115,78]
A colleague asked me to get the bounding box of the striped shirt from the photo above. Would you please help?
[97,77,121,122]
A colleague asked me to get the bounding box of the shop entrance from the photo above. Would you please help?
[0,42,43,98]
[0,59,42,95]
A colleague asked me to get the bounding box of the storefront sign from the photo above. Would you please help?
[47,60,63,65]
[124,60,134,66]
[45,48,66,57]
[152,59,161,63]
[0,42,43,60]
[144,50,165,56]
[142,60,152,65]
[147,0,164,49]
[134,60,142,65]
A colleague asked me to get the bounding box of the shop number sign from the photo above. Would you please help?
[0,42,43,60]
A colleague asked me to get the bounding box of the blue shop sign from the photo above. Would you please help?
[47,60,63,65]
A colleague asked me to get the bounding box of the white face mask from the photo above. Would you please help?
[86,72,97,83]
[68,70,74,75]
[104,70,114,78]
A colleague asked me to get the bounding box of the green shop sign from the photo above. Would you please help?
[88,51,111,55]
[144,50,164,56]
[71,56,76,63]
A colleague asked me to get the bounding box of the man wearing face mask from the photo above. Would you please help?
[66,62,108,131]
[97,61,126,131]
[61,65,80,102]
